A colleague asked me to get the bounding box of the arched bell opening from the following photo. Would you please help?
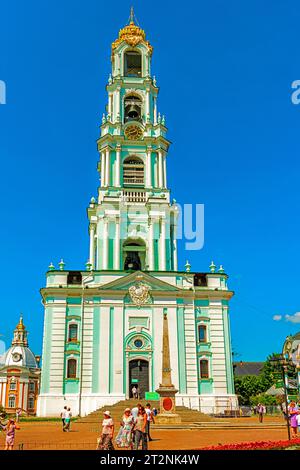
[124,50,142,77]
[123,239,146,271]
[124,94,142,123]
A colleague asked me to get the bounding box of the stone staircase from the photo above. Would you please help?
[77,399,212,426]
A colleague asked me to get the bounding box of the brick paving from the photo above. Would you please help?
[0,416,292,450]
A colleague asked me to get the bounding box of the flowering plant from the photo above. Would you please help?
[200,438,300,451]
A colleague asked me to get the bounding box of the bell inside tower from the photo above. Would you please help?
[124,95,142,123]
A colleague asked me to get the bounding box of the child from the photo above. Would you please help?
[5,419,20,450]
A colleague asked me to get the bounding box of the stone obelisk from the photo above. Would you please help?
[155,313,181,424]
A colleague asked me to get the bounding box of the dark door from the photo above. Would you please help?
[129,359,149,398]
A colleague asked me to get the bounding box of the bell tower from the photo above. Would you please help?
[87,9,178,272]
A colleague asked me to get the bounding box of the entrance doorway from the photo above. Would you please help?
[129,359,149,399]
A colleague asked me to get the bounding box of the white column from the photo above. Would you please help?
[146,148,152,187]
[115,86,121,121]
[103,218,109,269]
[101,151,106,187]
[116,145,121,187]
[108,93,113,118]
[158,150,163,188]
[105,148,110,187]
[89,224,95,269]
[114,217,120,269]
[163,153,167,188]
[159,217,166,271]
[148,218,154,270]
[145,88,150,122]
[153,97,157,125]
[173,222,178,271]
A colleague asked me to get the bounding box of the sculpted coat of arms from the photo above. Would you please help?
[128,282,151,307]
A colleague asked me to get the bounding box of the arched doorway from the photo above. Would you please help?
[129,359,149,399]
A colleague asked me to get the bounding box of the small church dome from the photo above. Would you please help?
[1,316,39,369]
[3,345,38,369]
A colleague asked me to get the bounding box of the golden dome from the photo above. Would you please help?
[112,19,153,55]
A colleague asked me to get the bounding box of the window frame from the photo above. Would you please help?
[198,324,207,343]
[199,359,209,379]
[67,358,77,379]
[8,395,16,408]
[68,323,78,343]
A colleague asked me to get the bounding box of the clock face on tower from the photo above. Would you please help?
[12,352,22,362]
[124,124,143,140]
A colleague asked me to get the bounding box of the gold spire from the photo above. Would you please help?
[16,315,25,331]
[112,8,153,55]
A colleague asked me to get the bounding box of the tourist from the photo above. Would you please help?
[4,419,20,450]
[115,408,135,449]
[134,406,148,450]
[132,385,138,399]
[97,411,114,450]
[131,403,141,422]
[15,408,22,423]
[61,405,67,431]
[288,401,299,438]
[63,407,72,432]
[145,403,154,441]
[257,403,266,423]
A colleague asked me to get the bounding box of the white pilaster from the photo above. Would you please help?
[159,217,166,271]
[163,153,167,188]
[89,224,96,269]
[148,218,154,270]
[101,151,106,187]
[146,147,152,187]
[114,217,120,269]
[105,148,110,187]
[145,87,150,122]
[108,93,113,118]
[103,218,109,270]
[115,86,121,121]
[116,145,121,187]
[158,149,163,188]
[153,97,157,125]
[173,222,178,271]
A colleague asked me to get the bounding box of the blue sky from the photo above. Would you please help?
[0,0,300,361]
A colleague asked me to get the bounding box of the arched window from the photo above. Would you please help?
[200,359,209,379]
[67,358,77,379]
[124,95,142,123]
[8,395,16,408]
[124,51,142,77]
[123,156,144,186]
[198,325,207,343]
[68,324,78,342]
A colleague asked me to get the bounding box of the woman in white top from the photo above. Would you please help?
[97,411,115,450]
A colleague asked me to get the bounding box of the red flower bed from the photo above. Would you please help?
[201,438,300,450]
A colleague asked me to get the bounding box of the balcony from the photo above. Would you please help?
[123,191,147,203]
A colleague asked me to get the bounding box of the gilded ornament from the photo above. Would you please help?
[112,21,153,55]
[128,282,151,306]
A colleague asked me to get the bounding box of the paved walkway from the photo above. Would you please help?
[1,416,291,450]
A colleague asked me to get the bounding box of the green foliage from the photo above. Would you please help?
[249,393,278,406]
[234,352,284,405]
[0,405,7,419]
[234,375,267,405]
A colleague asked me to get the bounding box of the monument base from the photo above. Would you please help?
[154,413,182,424]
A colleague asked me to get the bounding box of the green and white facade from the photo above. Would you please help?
[37,16,238,416]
